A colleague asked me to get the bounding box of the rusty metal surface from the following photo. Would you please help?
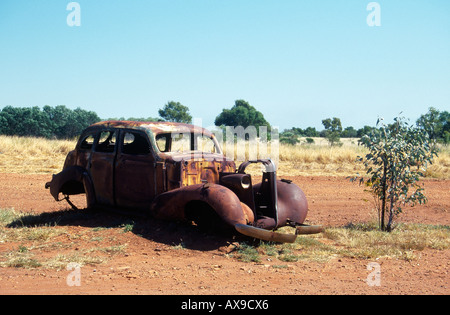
[150,183,248,227]
[235,224,297,243]
[45,121,315,242]
[295,224,324,235]
[91,120,215,136]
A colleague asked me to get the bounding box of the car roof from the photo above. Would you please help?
[89,120,215,137]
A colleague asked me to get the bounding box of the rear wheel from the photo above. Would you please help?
[60,177,95,211]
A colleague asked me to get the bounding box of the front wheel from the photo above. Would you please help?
[185,201,229,233]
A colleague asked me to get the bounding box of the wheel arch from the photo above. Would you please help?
[150,184,251,228]
[45,166,96,208]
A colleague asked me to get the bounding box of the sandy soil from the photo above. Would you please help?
[0,174,448,295]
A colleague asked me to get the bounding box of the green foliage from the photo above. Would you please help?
[341,126,358,138]
[214,100,271,135]
[352,116,438,231]
[0,105,100,139]
[322,117,342,146]
[158,101,192,124]
[356,125,377,138]
[279,131,300,145]
[282,127,319,137]
[416,107,450,144]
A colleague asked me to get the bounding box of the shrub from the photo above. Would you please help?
[351,116,438,231]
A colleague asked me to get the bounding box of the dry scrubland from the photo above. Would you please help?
[0,135,449,295]
[0,207,448,269]
[0,136,74,174]
[0,135,449,179]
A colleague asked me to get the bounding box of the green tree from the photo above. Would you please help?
[440,111,450,144]
[357,125,377,138]
[416,107,450,144]
[351,116,438,231]
[341,126,358,138]
[44,105,72,138]
[0,105,100,139]
[304,127,319,137]
[280,131,300,145]
[0,106,49,137]
[322,117,342,146]
[0,106,25,136]
[0,114,6,135]
[65,107,101,138]
[158,101,192,124]
[214,99,271,135]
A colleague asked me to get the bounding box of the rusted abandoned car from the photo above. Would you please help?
[46,121,322,243]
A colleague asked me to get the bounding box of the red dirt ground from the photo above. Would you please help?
[0,174,448,295]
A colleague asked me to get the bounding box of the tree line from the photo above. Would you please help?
[281,108,450,146]
[0,102,448,145]
[0,105,101,139]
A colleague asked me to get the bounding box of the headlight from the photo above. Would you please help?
[241,175,251,189]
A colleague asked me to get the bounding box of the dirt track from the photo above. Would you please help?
[0,174,448,295]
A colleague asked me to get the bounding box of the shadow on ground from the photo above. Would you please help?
[6,207,242,251]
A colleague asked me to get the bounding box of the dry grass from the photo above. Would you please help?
[277,139,368,177]
[0,135,449,178]
[277,137,450,179]
[0,208,126,269]
[233,223,450,263]
[0,135,75,174]
[423,145,450,179]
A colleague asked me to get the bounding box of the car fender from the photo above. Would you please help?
[45,166,96,208]
[150,183,251,227]
[253,179,308,228]
[276,180,308,226]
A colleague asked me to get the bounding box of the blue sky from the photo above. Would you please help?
[0,0,449,130]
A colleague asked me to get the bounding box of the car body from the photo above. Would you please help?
[46,121,321,242]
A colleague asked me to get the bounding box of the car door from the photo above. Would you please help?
[90,129,118,206]
[114,130,156,210]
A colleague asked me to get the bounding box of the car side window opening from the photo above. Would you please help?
[155,133,218,153]
[95,130,117,153]
[156,134,170,152]
[122,131,151,155]
[196,134,217,153]
[171,133,191,153]
[79,133,96,150]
